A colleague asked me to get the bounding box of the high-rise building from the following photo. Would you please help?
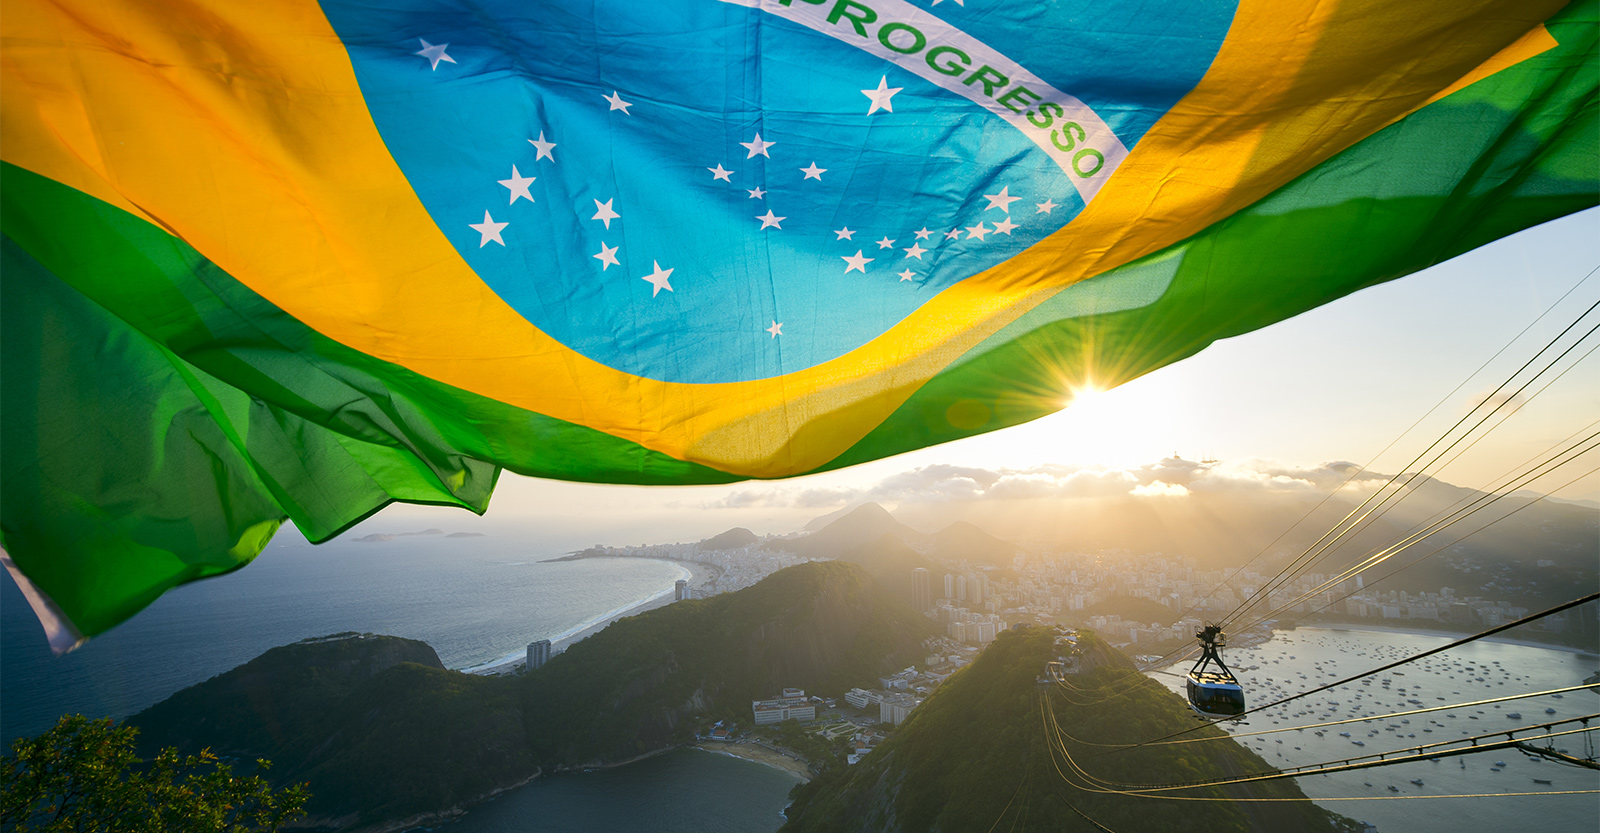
[911,568,931,612]
[956,574,967,602]
[526,639,552,671]
[943,573,955,600]
[967,573,983,606]
[675,579,689,601]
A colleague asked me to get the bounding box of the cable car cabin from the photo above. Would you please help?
[1186,669,1246,718]
[1186,624,1246,719]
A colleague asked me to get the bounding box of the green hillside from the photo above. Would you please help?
[130,561,937,830]
[782,628,1361,833]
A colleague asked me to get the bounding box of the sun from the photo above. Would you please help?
[1065,383,1105,409]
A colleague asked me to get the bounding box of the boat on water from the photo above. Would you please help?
[1534,779,1553,785]
[1410,779,1424,786]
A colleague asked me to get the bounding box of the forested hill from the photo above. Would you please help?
[130,561,937,832]
[781,628,1363,833]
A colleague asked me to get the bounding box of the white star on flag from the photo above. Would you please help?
[992,218,1018,235]
[640,261,674,296]
[965,222,990,240]
[604,91,632,114]
[903,243,926,259]
[834,227,856,240]
[528,132,557,162]
[593,241,620,270]
[748,187,766,199]
[498,166,535,204]
[898,269,917,281]
[741,133,776,158]
[861,75,903,115]
[756,210,786,230]
[913,227,933,240]
[800,162,827,181]
[1035,198,1058,214]
[591,198,620,229]
[469,211,508,247]
[875,236,896,249]
[944,228,963,240]
[767,321,783,338]
[415,39,456,71]
[842,250,873,273]
[983,186,1021,213]
[708,164,734,182]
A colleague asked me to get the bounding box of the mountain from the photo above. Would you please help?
[698,526,759,550]
[927,520,1025,566]
[832,534,943,606]
[773,503,925,558]
[893,469,1596,608]
[130,561,939,831]
[781,627,1360,833]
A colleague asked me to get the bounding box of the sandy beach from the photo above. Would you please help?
[464,557,714,675]
[693,741,813,780]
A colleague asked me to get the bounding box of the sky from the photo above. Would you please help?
[357,207,1599,549]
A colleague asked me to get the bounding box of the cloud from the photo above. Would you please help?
[1466,388,1527,418]
[704,489,796,509]
[701,458,1397,510]
[1131,480,1190,497]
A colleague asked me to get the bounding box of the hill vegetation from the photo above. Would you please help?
[130,561,937,831]
[781,628,1361,833]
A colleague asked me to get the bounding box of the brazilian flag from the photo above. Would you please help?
[2,0,1594,647]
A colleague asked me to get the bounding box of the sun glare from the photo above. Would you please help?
[1066,383,1104,409]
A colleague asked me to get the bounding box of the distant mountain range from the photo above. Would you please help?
[785,472,1595,611]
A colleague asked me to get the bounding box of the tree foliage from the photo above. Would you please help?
[1,715,307,833]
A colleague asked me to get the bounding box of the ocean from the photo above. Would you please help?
[1147,626,1600,833]
[1,533,690,745]
[3,532,808,832]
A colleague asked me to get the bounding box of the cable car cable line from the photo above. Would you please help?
[1159,264,1600,628]
[1058,684,1598,749]
[1047,271,1600,701]
[1219,305,1600,629]
[1052,456,1598,716]
[1054,706,1599,793]
[1091,594,1598,754]
[1228,436,1600,633]
[1216,297,1600,623]
[1060,369,1599,702]
[1038,694,1599,803]
[1252,460,1600,631]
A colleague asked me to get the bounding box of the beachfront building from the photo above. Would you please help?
[845,687,884,710]
[912,567,931,612]
[879,693,918,726]
[675,579,690,601]
[752,687,815,725]
[526,639,552,671]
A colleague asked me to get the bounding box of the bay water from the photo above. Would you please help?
[1,532,688,744]
[1149,626,1599,832]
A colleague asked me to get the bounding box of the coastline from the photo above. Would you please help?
[461,557,714,675]
[693,741,813,781]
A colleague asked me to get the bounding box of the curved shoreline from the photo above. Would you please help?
[459,558,713,675]
[691,742,813,781]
